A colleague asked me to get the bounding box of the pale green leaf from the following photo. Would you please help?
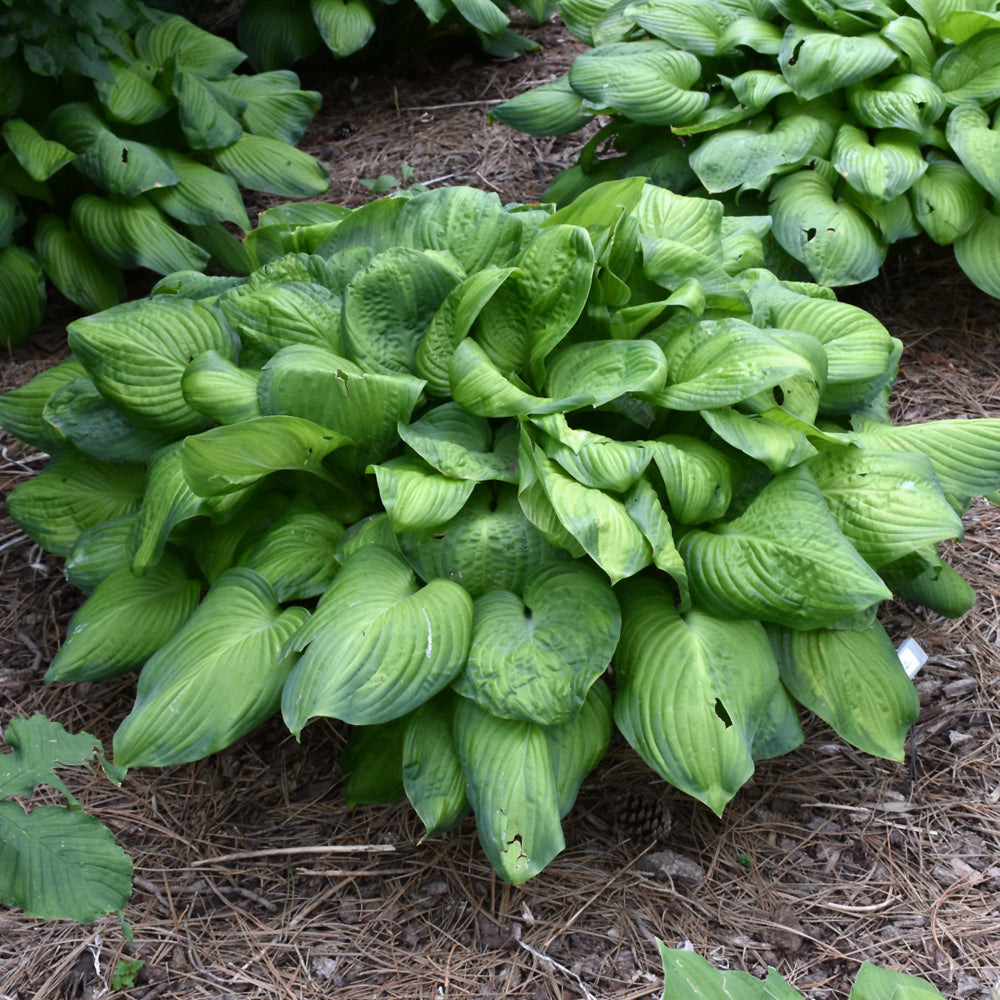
[370,455,476,532]
[311,0,376,56]
[955,206,1000,298]
[135,14,246,77]
[210,134,330,198]
[147,148,250,229]
[1,119,75,182]
[778,26,899,100]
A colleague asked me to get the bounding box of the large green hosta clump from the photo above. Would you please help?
[3,180,999,883]
[494,0,1000,295]
[0,1,329,347]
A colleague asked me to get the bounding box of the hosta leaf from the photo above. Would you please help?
[845,75,945,132]
[491,76,592,136]
[370,455,477,532]
[634,183,724,256]
[769,169,885,286]
[67,297,235,435]
[648,435,733,525]
[0,357,88,453]
[451,561,620,725]
[954,205,1000,298]
[0,245,46,348]
[238,509,343,601]
[726,70,794,110]
[851,416,1000,509]
[343,247,461,374]
[831,125,926,202]
[702,405,818,472]
[451,0,509,33]
[809,447,963,568]
[281,547,473,731]
[623,0,740,55]
[454,698,565,884]
[42,379,171,463]
[769,621,919,760]
[70,193,211,274]
[45,555,201,683]
[147,149,250,228]
[945,105,1000,202]
[568,41,709,126]
[614,577,799,816]
[341,719,406,806]
[222,70,322,145]
[312,0,376,56]
[640,236,747,304]
[851,962,946,1000]
[65,515,137,593]
[679,466,891,628]
[93,59,171,126]
[909,154,982,245]
[237,0,322,71]
[933,28,1000,104]
[258,344,424,469]
[135,14,247,77]
[7,449,145,558]
[114,569,308,767]
[182,415,351,496]
[544,339,668,405]
[209,134,330,198]
[182,350,262,425]
[0,803,132,924]
[475,224,594,383]
[879,547,976,618]
[544,679,613,817]
[34,214,125,313]
[624,476,691,607]
[2,119,75,182]
[399,485,566,597]
[398,402,516,482]
[778,27,899,100]
[173,68,245,150]
[402,694,468,837]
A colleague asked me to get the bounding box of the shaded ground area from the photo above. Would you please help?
[2,17,999,1000]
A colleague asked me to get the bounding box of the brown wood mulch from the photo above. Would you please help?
[2,15,999,1000]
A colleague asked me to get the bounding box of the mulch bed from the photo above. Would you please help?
[2,15,999,1000]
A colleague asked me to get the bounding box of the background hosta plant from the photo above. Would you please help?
[3,180,999,883]
[493,0,1000,295]
[235,0,554,69]
[0,0,328,347]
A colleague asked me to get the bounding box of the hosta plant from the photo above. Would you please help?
[493,0,1000,295]
[657,943,948,1000]
[0,0,328,347]
[3,180,999,883]
[235,0,553,68]
[0,714,132,923]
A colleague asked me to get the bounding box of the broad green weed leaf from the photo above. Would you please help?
[343,247,461,374]
[370,455,477,531]
[181,415,351,496]
[614,577,797,815]
[769,620,919,760]
[46,555,200,683]
[7,449,145,557]
[454,698,565,884]
[282,548,473,732]
[114,569,308,767]
[679,466,891,628]
[451,561,620,725]
[68,297,236,435]
[399,486,566,597]
[402,694,468,837]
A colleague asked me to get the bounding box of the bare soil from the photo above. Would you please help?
[2,16,999,1000]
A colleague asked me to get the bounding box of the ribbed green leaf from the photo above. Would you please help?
[954,205,1000,298]
[909,154,982,245]
[210,134,330,198]
[2,119,75,182]
[68,297,235,434]
[544,339,668,405]
[147,149,250,228]
[370,455,476,532]
[180,351,261,425]
[852,962,946,1000]
[93,59,171,126]
[281,547,473,731]
[70,193,211,274]
[311,0,376,56]
[343,247,460,374]
[454,698,565,884]
[222,70,322,145]
[181,415,351,496]
[648,435,733,525]
[933,28,1000,104]
[452,561,620,725]
[114,569,307,766]
[0,357,87,453]
[135,14,247,77]
[491,77,592,137]
[679,466,891,628]
[451,0,509,33]
[703,405,819,472]
[6,449,145,558]
[845,74,945,132]
[237,0,322,71]
[64,514,136,593]
[831,125,926,202]
[399,485,565,598]
[34,214,125,313]
[778,27,899,100]
[46,555,200,682]
[945,105,1000,200]
[614,577,799,815]
[0,245,46,348]
[402,693,469,837]
[173,68,245,149]
[769,621,919,760]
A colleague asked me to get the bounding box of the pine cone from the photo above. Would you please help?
[613,786,672,848]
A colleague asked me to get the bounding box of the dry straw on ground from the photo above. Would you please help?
[2,18,999,1000]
